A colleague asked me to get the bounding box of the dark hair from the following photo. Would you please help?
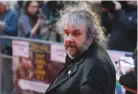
[23,1,40,36]
[18,1,24,8]
[24,1,39,15]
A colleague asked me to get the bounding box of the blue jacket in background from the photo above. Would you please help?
[18,12,39,39]
[0,9,18,47]
[0,9,18,36]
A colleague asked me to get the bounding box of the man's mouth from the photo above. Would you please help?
[67,46,76,49]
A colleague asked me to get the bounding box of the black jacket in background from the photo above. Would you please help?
[45,43,116,94]
[119,50,137,90]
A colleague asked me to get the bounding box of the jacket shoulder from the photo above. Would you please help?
[81,48,115,77]
[82,58,106,70]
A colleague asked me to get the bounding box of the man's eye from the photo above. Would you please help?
[64,32,69,36]
[73,33,80,36]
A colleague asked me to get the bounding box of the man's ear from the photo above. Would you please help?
[87,37,93,45]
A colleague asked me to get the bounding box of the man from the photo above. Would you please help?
[45,3,116,94]
[0,1,18,55]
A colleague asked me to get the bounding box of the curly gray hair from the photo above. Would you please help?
[56,2,105,44]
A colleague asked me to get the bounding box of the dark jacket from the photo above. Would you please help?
[108,9,137,52]
[119,50,137,90]
[45,43,116,94]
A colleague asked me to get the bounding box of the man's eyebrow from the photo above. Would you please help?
[64,29,68,32]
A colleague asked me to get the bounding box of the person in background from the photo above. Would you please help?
[101,1,115,36]
[39,1,64,42]
[0,1,18,55]
[14,1,24,16]
[0,2,18,94]
[45,2,116,94]
[117,49,137,94]
[18,1,42,39]
[46,1,64,42]
[107,1,137,52]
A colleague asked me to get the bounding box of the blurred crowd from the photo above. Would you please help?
[0,1,66,55]
[101,2,137,94]
[101,1,137,52]
[0,1,137,54]
[0,1,137,94]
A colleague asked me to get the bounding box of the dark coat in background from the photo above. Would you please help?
[108,6,137,52]
[45,43,116,94]
[119,50,137,94]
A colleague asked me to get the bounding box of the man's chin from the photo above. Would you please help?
[66,51,76,58]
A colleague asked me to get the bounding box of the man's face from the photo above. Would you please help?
[0,3,6,13]
[63,22,90,58]
[28,1,39,15]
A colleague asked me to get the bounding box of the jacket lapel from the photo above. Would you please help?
[46,57,85,93]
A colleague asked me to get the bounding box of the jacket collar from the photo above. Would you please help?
[46,53,85,93]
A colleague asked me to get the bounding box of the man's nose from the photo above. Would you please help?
[66,34,74,41]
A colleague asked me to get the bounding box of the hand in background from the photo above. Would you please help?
[36,16,43,26]
[0,21,5,29]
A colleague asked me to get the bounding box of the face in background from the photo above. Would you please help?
[0,3,6,13]
[20,57,32,68]
[27,1,39,15]
[63,21,92,58]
